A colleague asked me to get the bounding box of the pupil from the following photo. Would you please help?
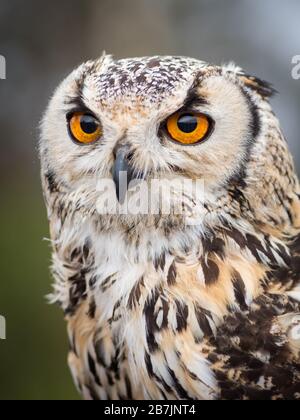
[177,114,198,133]
[80,115,98,134]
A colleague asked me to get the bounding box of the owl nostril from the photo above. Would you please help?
[113,143,132,159]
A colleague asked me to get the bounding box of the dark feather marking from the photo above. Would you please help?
[241,74,278,98]
[229,187,250,210]
[66,270,88,315]
[86,384,101,401]
[110,347,121,380]
[243,86,262,140]
[125,375,133,400]
[195,306,213,337]
[144,288,172,351]
[88,353,102,387]
[107,371,115,386]
[145,353,173,395]
[269,266,291,286]
[275,243,292,267]
[154,253,166,271]
[202,236,226,260]
[175,300,189,332]
[167,367,192,400]
[221,226,247,249]
[161,298,170,330]
[268,249,300,290]
[88,297,96,319]
[200,257,220,285]
[108,299,122,325]
[83,239,91,260]
[101,274,117,292]
[145,352,154,377]
[70,248,81,262]
[128,277,145,310]
[144,290,160,353]
[183,71,209,109]
[45,171,59,194]
[167,262,177,286]
[183,89,209,110]
[89,275,98,289]
[95,340,107,368]
[245,234,268,263]
[232,269,248,311]
[291,256,300,282]
[290,233,300,255]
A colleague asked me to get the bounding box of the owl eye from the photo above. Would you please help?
[166,112,212,145]
[68,112,102,144]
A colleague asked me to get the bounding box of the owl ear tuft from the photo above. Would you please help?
[239,74,277,98]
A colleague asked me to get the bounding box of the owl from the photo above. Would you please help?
[40,54,300,400]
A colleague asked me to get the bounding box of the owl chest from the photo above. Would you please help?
[63,225,269,400]
[67,234,162,399]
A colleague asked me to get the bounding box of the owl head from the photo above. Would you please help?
[40,54,299,234]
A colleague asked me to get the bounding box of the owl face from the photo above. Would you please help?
[40,55,280,229]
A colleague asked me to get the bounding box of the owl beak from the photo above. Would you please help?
[112,144,136,204]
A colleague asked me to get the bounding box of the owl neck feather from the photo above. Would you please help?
[51,200,296,322]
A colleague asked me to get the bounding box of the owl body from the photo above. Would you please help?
[40,55,300,400]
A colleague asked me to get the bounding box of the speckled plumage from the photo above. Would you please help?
[40,54,300,400]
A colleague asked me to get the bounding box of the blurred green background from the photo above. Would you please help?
[0,0,300,400]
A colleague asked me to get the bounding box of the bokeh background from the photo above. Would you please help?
[0,0,300,400]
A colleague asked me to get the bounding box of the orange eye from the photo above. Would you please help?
[166,112,212,145]
[68,112,102,144]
